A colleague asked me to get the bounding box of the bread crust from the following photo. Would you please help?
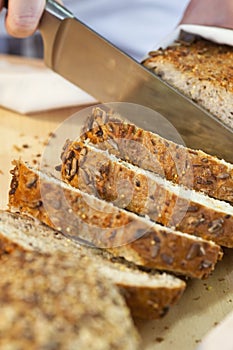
[8,161,222,279]
[0,210,186,319]
[143,39,233,130]
[80,107,233,204]
[118,282,185,319]
[61,140,233,247]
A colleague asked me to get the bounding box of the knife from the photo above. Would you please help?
[9,0,233,161]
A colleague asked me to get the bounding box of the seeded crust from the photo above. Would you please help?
[0,250,140,350]
[143,39,233,130]
[80,107,233,204]
[8,160,222,279]
[0,210,186,319]
[60,140,233,248]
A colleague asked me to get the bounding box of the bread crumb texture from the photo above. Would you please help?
[0,251,140,350]
[144,39,233,128]
[145,39,233,92]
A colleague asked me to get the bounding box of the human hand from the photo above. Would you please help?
[180,0,233,29]
[0,0,45,37]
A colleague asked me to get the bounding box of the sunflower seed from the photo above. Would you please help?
[217,173,230,180]
[208,219,224,233]
[161,254,174,265]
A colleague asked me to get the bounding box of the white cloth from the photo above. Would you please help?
[63,0,190,61]
[155,24,233,50]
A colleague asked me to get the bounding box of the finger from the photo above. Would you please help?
[5,0,45,38]
[180,0,233,29]
[0,0,4,11]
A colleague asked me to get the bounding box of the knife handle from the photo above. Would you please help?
[3,0,74,68]
[39,1,74,67]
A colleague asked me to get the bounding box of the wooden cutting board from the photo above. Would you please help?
[0,56,233,350]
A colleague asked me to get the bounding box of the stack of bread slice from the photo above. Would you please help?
[7,103,233,327]
[8,160,222,279]
[60,139,233,247]
[0,209,186,321]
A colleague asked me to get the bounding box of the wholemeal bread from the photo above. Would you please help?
[8,160,222,279]
[60,140,233,247]
[80,107,233,204]
[143,38,233,130]
[0,250,140,350]
[0,210,186,319]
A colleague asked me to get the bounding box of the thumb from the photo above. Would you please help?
[5,0,46,38]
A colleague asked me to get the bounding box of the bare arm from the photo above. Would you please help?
[180,0,233,29]
[0,0,45,37]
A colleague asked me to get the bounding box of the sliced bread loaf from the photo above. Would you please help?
[0,250,140,350]
[143,39,233,130]
[80,107,233,204]
[8,160,222,279]
[0,210,186,319]
[60,140,233,247]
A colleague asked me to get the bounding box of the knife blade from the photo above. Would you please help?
[39,0,233,163]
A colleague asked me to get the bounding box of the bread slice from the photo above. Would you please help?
[60,140,233,247]
[80,107,233,204]
[0,210,186,319]
[0,249,140,350]
[8,160,222,279]
[143,38,233,130]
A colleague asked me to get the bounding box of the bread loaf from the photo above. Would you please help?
[0,250,140,350]
[8,160,222,279]
[0,210,186,319]
[60,140,233,247]
[80,107,233,204]
[143,38,233,130]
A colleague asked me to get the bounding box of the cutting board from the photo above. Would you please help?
[0,56,233,350]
